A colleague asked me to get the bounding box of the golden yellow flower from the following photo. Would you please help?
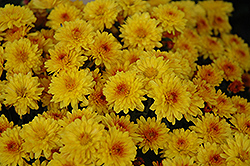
[210,12,231,35]
[87,31,122,69]
[136,116,169,154]
[83,0,120,31]
[59,116,105,165]
[151,3,187,34]
[190,113,232,144]
[148,73,191,124]
[121,48,144,65]
[196,15,212,35]
[0,114,14,136]
[232,95,250,115]
[0,26,31,43]
[29,0,64,9]
[99,127,137,166]
[0,4,36,31]
[45,43,87,74]
[163,128,202,159]
[117,0,149,17]
[3,38,43,74]
[119,12,163,51]
[103,71,146,114]
[162,155,196,166]
[20,116,62,159]
[54,19,95,52]
[196,64,224,87]
[46,2,82,30]
[0,72,44,118]
[48,152,81,166]
[231,113,250,136]
[221,132,250,165]
[41,107,68,121]
[103,113,142,144]
[0,127,28,166]
[197,142,226,166]
[221,34,245,48]
[48,68,95,110]
[213,89,236,118]
[215,55,243,82]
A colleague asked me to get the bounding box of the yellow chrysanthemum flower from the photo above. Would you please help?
[48,68,95,110]
[59,116,105,165]
[0,127,28,166]
[231,113,250,136]
[221,132,250,165]
[103,71,146,114]
[99,127,137,166]
[136,116,169,154]
[196,15,212,35]
[48,152,82,166]
[164,128,202,159]
[29,0,64,9]
[103,113,142,144]
[121,48,144,65]
[54,19,95,52]
[0,4,36,31]
[119,12,163,51]
[162,155,196,166]
[45,43,87,74]
[232,96,250,115]
[210,12,231,35]
[0,114,14,136]
[46,2,82,30]
[0,26,31,43]
[221,34,245,48]
[190,113,232,144]
[117,0,149,18]
[0,72,44,118]
[197,142,226,166]
[84,0,120,31]
[87,31,122,69]
[3,38,43,74]
[151,3,187,34]
[196,64,224,87]
[148,73,191,124]
[20,116,62,159]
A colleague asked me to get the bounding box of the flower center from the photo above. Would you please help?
[209,154,223,164]
[165,91,178,105]
[6,141,19,152]
[61,13,70,21]
[144,127,158,142]
[65,77,76,91]
[116,83,130,96]
[176,138,187,150]
[79,132,90,145]
[143,67,158,78]
[136,27,147,38]
[111,142,124,157]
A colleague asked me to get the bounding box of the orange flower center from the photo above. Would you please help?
[209,153,224,164]
[61,13,70,21]
[79,132,90,145]
[136,27,147,38]
[208,122,220,135]
[65,77,76,91]
[144,127,158,142]
[165,91,178,105]
[6,141,19,152]
[111,142,125,157]
[143,67,159,78]
[116,83,130,96]
[176,138,187,150]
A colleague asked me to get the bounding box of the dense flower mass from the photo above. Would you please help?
[0,0,250,165]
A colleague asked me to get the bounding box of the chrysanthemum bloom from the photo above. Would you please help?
[190,113,232,144]
[59,116,105,165]
[3,38,43,74]
[184,80,204,122]
[48,68,95,109]
[99,127,137,166]
[215,56,243,82]
[193,78,218,106]
[84,0,120,31]
[221,34,245,48]
[103,71,146,114]
[121,49,144,65]
[0,127,28,166]
[41,107,68,121]
[54,19,95,52]
[226,43,250,71]
[117,0,149,18]
[163,128,202,159]
[161,155,196,166]
[103,113,142,144]
[197,142,226,166]
[151,3,187,34]
[29,0,63,9]
[196,15,212,35]
[221,132,250,165]
[210,12,231,35]
[136,116,169,154]
[230,113,250,136]
[87,31,122,69]
[0,114,14,136]
[0,72,44,118]
[45,43,87,74]
[200,35,224,60]
[0,26,31,43]
[148,73,191,124]
[231,96,250,115]
[88,83,110,115]
[213,89,236,118]
[228,80,245,94]
[46,2,82,30]
[0,4,36,31]
[133,55,172,87]
[119,12,163,51]
[48,152,83,166]
[196,64,224,87]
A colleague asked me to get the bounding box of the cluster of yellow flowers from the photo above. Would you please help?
[0,0,250,165]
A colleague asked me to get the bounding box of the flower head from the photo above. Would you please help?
[0,114,14,136]
[0,4,36,31]
[232,96,250,115]
[136,116,169,154]
[103,71,146,114]
[48,68,95,109]
[231,113,250,136]
[119,12,163,51]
